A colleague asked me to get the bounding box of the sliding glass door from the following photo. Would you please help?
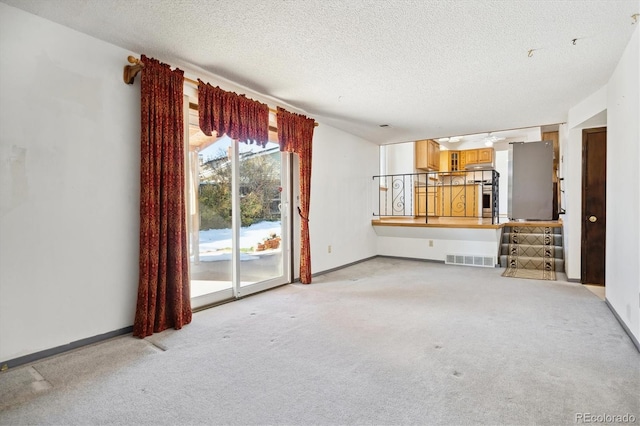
[237,143,287,294]
[186,105,290,309]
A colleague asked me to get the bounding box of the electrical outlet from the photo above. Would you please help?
[429,240,434,247]
[328,245,332,254]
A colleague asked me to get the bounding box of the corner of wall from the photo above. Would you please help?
[567,86,607,129]
[604,24,640,343]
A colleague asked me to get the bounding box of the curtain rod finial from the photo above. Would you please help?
[124,56,144,84]
[123,63,143,84]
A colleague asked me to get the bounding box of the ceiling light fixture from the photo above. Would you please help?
[437,136,462,143]
[483,133,505,146]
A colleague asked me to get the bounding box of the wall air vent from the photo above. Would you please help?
[445,254,496,268]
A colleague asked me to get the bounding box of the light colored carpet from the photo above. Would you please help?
[0,257,638,425]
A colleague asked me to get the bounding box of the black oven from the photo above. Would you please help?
[468,178,494,218]
[482,182,493,217]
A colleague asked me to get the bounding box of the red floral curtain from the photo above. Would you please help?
[197,81,269,146]
[134,55,191,338]
[277,107,315,284]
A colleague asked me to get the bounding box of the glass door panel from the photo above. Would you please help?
[187,132,235,308]
[237,144,288,295]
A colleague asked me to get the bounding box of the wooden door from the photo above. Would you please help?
[581,127,607,286]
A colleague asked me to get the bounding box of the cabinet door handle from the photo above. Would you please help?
[588,215,597,223]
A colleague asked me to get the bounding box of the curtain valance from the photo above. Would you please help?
[198,81,269,146]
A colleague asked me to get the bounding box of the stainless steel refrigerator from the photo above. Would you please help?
[508,141,553,220]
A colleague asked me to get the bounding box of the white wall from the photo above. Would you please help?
[605,26,640,342]
[0,3,380,363]
[309,125,379,274]
[564,87,608,279]
[568,86,608,128]
[375,226,502,263]
[377,142,416,216]
[385,142,414,175]
[0,3,140,362]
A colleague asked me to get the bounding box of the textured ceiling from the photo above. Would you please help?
[3,0,638,144]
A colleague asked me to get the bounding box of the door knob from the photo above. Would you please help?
[588,215,597,223]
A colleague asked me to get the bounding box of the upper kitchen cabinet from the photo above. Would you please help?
[440,150,463,172]
[460,149,478,167]
[415,139,440,171]
[477,148,494,164]
[461,148,494,168]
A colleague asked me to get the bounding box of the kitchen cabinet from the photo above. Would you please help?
[460,149,478,167]
[462,148,494,167]
[477,148,493,164]
[440,148,494,172]
[414,186,437,216]
[415,139,440,171]
[436,184,481,217]
[428,141,440,170]
[459,151,468,170]
[439,150,463,172]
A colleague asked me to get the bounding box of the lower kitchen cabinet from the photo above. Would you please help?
[436,185,481,217]
[414,187,437,216]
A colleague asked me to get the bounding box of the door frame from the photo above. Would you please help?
[187,98,292,308]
